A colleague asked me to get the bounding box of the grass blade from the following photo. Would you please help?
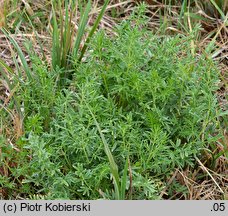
[0,58,18,89]
[120,158,129,200]
[51,2,61,70]
[1,28,32,81]
[209,0,226,20]
[73,0,91,58]
[84,101,120,199]
[0,58,23,118]
[79,0,110,62]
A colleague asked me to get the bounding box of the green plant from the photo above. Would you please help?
[0,4,225,200]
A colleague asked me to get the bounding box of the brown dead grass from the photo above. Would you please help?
[0,0,5,28]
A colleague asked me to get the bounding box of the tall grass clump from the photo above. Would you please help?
[51,0,109,85]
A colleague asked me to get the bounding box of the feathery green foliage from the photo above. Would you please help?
[0,2,226,200]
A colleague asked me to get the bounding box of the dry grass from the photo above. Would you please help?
[0,0,5,27]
